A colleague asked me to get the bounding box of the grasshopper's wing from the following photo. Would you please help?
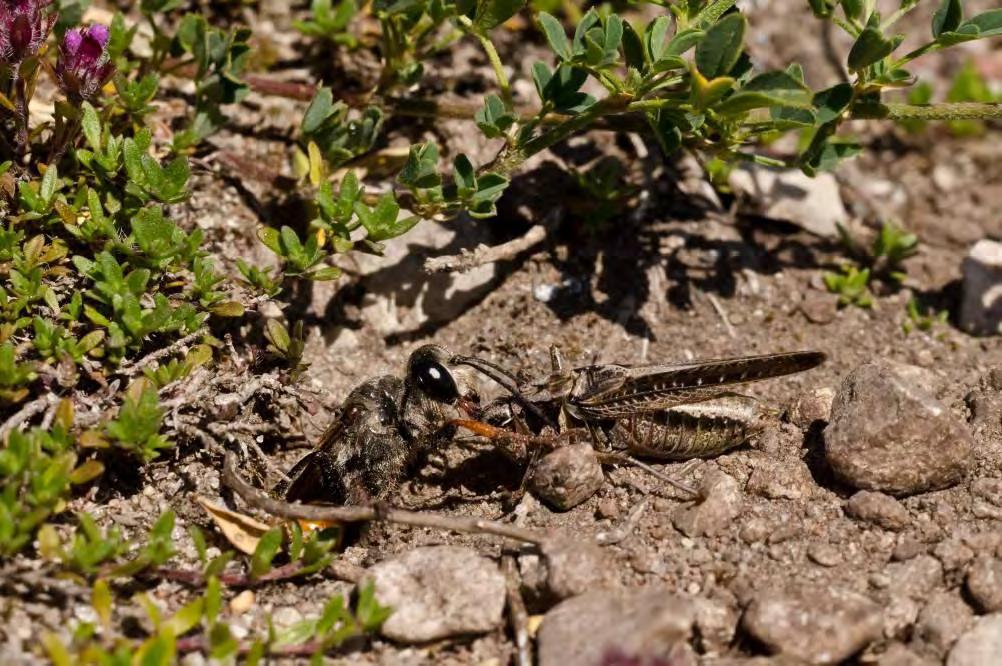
[572,350,826,418]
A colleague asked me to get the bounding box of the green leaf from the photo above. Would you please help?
[847,16,904,71]
[250,527,284,578]
[306,266,343,281]
[40,165,58,203]
[265,319,291,353]
[620,20,646,71]
[841,0,864,21]
[539,12,571,60]
[398,143,441,190]
[162,597,205,637]
[209,301,245,317]
[302,87,335,134]
[474,94,515,138]
[257,227,282,255]
[932,0,962,38]
[666,27,704,57]
[695,13,746,78]
[475,0,525,30]
[81,103,102,152]
[453,154,477,199]
[813,83,854,125]
[644,16,671,62]
[715,70,812,115]
[967,9,1002,34]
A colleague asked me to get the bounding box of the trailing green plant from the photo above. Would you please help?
[41,580,390,663]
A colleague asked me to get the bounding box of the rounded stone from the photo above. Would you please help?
[947,614,1002,666]
[741,585,882,663]
[824,362,972,496]
[364,546,506,642]
[530,443,605,511]
[966,557,1002,613]
[537,588,696,666]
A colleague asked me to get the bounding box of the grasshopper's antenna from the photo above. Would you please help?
[451,354,557,428]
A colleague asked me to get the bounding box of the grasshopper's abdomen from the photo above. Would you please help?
[613,395,771,460]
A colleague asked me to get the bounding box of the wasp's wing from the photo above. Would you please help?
[281,409,360,504]
[573,350,826,418]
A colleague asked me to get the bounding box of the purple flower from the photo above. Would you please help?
[0,0,56,66]
[56,23,114,101]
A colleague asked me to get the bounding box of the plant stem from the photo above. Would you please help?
[893,41,942,68]
[15,77,29,155]
[850,101,1002,121]
[459,17,513,109]
[495,95,633,175]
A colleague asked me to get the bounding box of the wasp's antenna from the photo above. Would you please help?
[451,354,557,428]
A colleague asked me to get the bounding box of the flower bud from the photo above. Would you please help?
[56,23,115,101]
[0,0,55,66]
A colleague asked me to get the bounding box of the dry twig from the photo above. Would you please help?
[223,453,549,545]
[502,554,532,666]
[424,224,548,273]
[117,329,207,376]
[1,393,58,439]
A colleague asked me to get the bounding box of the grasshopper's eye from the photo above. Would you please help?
[411,358,459,403]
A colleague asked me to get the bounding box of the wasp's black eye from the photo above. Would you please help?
[411,358,460,403]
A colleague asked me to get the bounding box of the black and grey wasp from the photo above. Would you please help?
[281,344,483,505]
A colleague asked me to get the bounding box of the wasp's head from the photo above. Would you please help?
[406,344,462,404]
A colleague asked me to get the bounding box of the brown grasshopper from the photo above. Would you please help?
[451,347,827,495]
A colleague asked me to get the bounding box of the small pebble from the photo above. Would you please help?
[845,490,911,531]
[229,590,255,615]
[808,542,842,567]
[595,498,621,520]
[530,443,605,511]
[742,584,882,663]
[966,557,1002,613]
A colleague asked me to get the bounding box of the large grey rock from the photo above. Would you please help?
[959,240,1002,336]
[824,362,973,496]
[947,614,1002,666]
[364,546,505,642]
[537,588,696,666]
[741,585,882,664]
[729,167,847,238]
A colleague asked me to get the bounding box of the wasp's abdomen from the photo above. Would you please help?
[615,395,770,460]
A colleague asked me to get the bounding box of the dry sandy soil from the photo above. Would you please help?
[2,0,1001,664]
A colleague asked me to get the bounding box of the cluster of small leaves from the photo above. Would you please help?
[295,0,360,48]
[0,400,101,556]
[0,2,251,562]
[39,511,388,664]
[825,221,919,309]
[43,578,389,664]
[281,0,1002,244]
[263,319,310,378]
[903,296,949,334]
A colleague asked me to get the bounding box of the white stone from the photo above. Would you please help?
[960,240,1002,336]
[729,166,847,238]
